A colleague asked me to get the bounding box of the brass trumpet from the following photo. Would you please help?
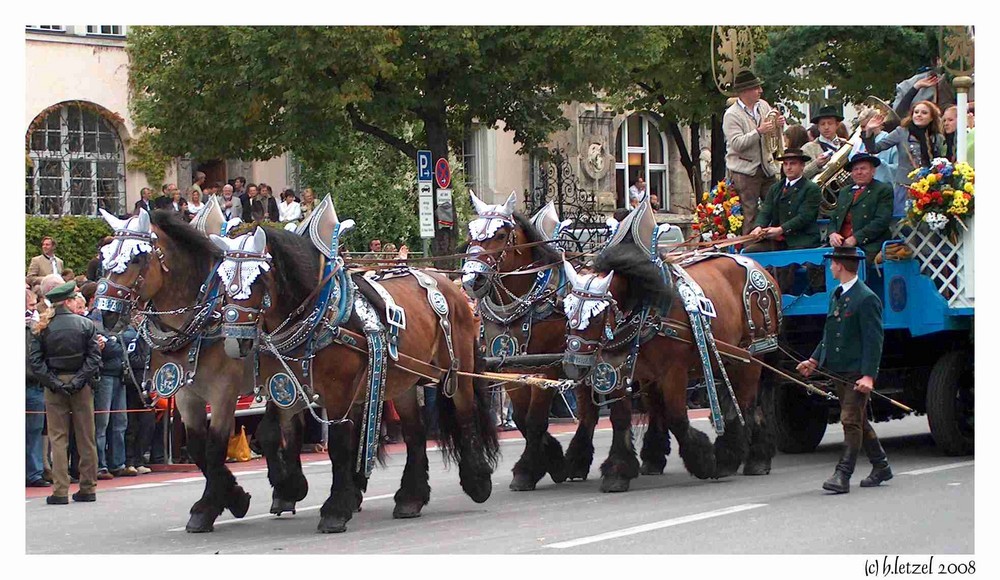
[813,96,899,215]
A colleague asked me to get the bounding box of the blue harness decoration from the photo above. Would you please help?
[268,372,298,409]
[357,329,389,477]
[153,362,183,398]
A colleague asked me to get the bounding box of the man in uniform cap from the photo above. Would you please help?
[801,105,848,180]
[723,70,784,233]
[797,247,892,493]
[28,281,103,504]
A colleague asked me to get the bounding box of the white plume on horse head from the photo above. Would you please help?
[340,219,356,236]
[562,262,614,332]
[100,208,151,234]
[99,209,153,274]
[563,259,583,290]
[249,225,268,253]
[592,270,615,295]
[501,191,517,217]
[469,190,491,216]
[212,227,271,300]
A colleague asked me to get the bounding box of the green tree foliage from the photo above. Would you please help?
[755,26,937,118]
[127,26,655,257]
[26,216,112,274]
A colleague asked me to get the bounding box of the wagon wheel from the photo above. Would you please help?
[761,375,829,454]
[926,349,974,456]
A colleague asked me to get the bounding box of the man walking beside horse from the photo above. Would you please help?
[796,247,892,494]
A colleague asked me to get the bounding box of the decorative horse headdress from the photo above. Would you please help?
[294,195,355,260]
[605,197,658,256]
[468,190,517,241]
[210,227,270,300]
[562,260,615,331]
[529,201,573,243]
[99,208,154,274]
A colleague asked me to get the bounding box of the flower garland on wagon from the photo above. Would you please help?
[693,179,744,242]
[905,158,975,238]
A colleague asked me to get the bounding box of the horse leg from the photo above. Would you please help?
[737,363,775,476]
[509,385,562,491]
[391,388,431,519]
[712,381,750,479]
[267,406,309,516]
[599,391,640,493]
[318,419,359,534]
[661,366,716,480]
[639,384,670,475]
[173,392,219,532]
[564,381,597,481]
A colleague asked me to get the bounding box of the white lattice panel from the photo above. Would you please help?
[893,218,974,308]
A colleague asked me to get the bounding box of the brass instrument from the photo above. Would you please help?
[813,96,900,215]
[764,106,785,160]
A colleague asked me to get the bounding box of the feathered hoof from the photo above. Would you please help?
[185,511,217,533]
[270,497,297,516]
[509,471,539,491]
[640,460,666,475]
[600,474,632,493]
[393,500,425,519]
[317,515,349,534]
[742,461,771,476]
[227,489,251,519]
[462,475,493,503]
[354,489,364,512]
[565,467,589,481]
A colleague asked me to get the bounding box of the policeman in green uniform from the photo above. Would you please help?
[796,247,892,493]
[28,281,103,504]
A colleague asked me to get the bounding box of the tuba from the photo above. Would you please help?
[813,96,900,215]
[764,106,785,160]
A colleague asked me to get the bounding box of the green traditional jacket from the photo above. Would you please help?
[827,179,894,258]
[755,178,821,249]
[810,277,884,379]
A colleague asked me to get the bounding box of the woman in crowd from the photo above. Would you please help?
[863,100,946,216]
[784,124,811,151]
[278,188,303,224]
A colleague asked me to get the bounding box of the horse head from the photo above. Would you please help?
[461,190,527,299]
[94,208,167,332]
[561,259,624,381]
[210,227,272,360]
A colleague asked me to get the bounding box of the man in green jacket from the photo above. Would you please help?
[747,147,822,251]
[797,247,892,494]
[827,153,894,260]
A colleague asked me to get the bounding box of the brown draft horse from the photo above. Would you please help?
[96,210,269,533]
[562,240,778,481]
[462,212,671,492]
[215,226,499,533]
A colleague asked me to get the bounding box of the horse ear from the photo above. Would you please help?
[469,190,491,216]
[208,234,231,252]
[595,270,615,294]
[99,208,127,231]
[135,209,151,232]
[563,260,582,289]
[501,190,517,217]
[252,226,268,253]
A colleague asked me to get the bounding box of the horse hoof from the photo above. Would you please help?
[743,462,771,476]
[640,461,666,475]
[228,490,252,519]
[600,476,631,493]
[508,472,538,492]
[185,512,216,533]
[393,501,425,519]
[565,469,589,481]
[317,516,348,534]
[270,498,297,516]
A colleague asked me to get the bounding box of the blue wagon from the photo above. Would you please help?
[748,221,974,456]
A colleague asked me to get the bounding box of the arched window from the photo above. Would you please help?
[26,102,126,216]
[614,113,669,210]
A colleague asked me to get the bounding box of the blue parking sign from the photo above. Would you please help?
[417,150,433,182]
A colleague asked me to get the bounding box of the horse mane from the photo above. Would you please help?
[262,227,321,318]
[149,210,222,292]
[591,242,677,313]
[511,211,561,265]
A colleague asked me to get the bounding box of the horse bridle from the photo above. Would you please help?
[219,249,273,341]
[95,230,169,317]
[563,286,627,377]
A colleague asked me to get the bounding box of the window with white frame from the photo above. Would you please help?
[26,25,66,32]
[461,126,483,196]
[614,113,669,211]
[85,25,125,37]
[26,103,126,217]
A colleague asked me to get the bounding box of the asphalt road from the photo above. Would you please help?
[25,414,973,555]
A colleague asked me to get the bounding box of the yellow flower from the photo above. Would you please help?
[964,183,974,194]
[706,204,715,212]
[908,167,921,179]
[728,215,743,231]
[702,192,709,202]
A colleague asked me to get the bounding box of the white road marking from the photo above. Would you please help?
[117,483,171,490]
[167,493,396,532]
[163,476,204,484]
[900,461,974,476]
[545,503,767,549]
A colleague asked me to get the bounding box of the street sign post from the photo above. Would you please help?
[418,182,435,238]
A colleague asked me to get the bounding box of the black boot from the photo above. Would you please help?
[860,437,893,487]
[822,445,858,494]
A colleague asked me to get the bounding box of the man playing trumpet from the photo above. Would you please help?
[802,105,848,180]
[723,70,784,233]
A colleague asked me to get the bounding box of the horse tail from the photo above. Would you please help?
[435,340,501,471]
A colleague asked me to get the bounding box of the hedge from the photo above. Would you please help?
[25,215,113,276]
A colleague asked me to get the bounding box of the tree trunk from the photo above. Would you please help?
[690,121,703,196]
[423,115,456,268]
[665,121,696,195]
[711,114,727,185]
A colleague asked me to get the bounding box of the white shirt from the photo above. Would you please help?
[738,99,761,124]
[188,200,204,215]
[785,176,802,188]
[838,275,859,296]
[817,135,842,151]
[279,200,302,222]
